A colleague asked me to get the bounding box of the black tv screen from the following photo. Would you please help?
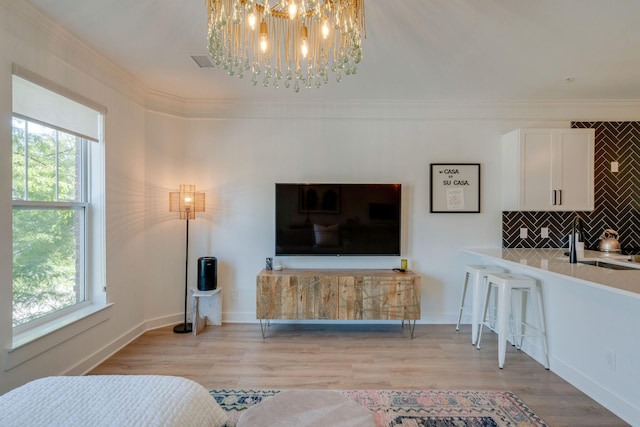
[275,183,401,256]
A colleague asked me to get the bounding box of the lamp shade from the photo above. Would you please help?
[169,184,205,220]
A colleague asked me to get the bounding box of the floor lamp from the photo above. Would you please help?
[169,184,205,334]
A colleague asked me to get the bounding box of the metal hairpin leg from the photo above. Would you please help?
[401,319,417,339]
[259,319,270,339]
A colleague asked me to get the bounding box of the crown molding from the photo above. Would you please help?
[145,95,640,121]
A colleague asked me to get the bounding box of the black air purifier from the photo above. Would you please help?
[197,257,217,291]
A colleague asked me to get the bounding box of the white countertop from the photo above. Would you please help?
[462,248,640,298]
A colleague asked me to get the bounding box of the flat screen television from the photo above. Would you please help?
[275,183,401,256]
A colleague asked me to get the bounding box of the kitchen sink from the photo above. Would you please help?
[578,259,640,270]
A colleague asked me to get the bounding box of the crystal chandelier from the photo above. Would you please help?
[206,0,365,92]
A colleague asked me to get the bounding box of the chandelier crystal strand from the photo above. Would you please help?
[206,0,364,92]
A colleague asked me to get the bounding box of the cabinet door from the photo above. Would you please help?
[521,130,554,210]
[357,276,420,320]
[297,275,339,320]
[256,274,298,319]
[379,277,421,320]
[395,277,421,320]
[557,130,594,211]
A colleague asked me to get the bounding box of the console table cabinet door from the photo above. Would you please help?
[256,275,298,319]
[380,279,401,320]
[364,277,421,320]
[298,275,339,320]
[395,278,421,320]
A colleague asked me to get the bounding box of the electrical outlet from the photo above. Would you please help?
[520,228,528,239]
[611,161,619,173]
[232,289,238,301]
[541,227,549,238]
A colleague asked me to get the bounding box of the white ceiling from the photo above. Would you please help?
[23,0,640,102]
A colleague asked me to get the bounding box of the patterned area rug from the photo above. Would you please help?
[209,389,548,427]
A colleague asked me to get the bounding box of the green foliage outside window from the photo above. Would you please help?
[12,117,85,327]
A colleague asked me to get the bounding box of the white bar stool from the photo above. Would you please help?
[476,273,549,369]
[456,265,506,345]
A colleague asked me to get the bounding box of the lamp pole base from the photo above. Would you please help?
[173,323,193,334]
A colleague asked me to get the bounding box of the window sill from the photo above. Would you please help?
[5,303,113,371]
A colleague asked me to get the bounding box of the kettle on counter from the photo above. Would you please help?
[598,229,621,253]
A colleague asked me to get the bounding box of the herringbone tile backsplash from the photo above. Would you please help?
[503,122,640,251]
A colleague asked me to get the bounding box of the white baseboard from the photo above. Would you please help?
[65,322,146,376]
[67,314,182,376]
[550,357,639,426]
[145,313,184,331]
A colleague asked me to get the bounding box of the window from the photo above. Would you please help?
[12,117,90,327]
[11,70,106,337]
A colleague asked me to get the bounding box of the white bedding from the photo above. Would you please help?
[0,375,228,427]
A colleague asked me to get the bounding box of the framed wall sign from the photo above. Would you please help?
[430,163,481,213]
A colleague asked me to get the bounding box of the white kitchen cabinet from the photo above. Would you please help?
[502,128,594,211]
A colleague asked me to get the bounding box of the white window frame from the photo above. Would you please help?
[7,67,108,369]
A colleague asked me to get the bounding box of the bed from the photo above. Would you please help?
[0,375,228,427]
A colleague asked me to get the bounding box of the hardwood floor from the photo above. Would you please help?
[89,323,628,426]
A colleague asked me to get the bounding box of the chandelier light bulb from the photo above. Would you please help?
[321,17,329,39]
[300,24,309,58]
[259,20,268,53]
[288,1,298,19]
[248,11,256,30]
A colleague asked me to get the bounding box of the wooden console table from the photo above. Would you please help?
[256,269,421,338]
